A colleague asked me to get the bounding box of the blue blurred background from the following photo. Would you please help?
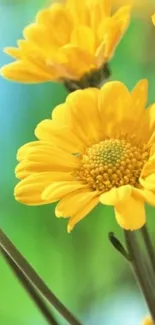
[0,0,155,324]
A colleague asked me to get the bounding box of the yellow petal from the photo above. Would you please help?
[99,81,131,137]
[113,5,131,29]
[104,6,130,59]
[131,79,148,137]
[66,0,89,25]
[67,195,99,232]
[140,174,155,191]
[152,13,155,25]
[55,189,98,217]
[35,119,84,153]
[71,26,95,54]
[23,24,54,51]
[55,45,95,79]
[36,4,73,46]
[4,47,22,60]
[51,104,67,125]
[95,40,106,67]
[100,185,132,205]
[89,0,111,31]
[145,104,155,144]
[131,79,148,111]
[150,144,155,156]
[66,87,101,145]
[42,181,87,203]
[17,40,59,77]
[16,144,80,178]
[17,141,52,161]
[141,155,155,178]
[133,188,155,207]
[0,61,53,83]
[114,196,146,230]
[14,172,72,205]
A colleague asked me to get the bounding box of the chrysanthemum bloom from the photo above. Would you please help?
[141,317,154,325]
[14,80,155,232]
[1,0,130,90]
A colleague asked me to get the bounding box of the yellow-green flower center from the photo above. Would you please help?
[77,138,149,192]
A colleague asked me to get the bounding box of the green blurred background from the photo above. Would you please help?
[0,0,155,324]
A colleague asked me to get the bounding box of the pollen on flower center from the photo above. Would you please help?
[77,138,149,191]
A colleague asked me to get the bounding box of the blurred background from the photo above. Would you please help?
[0,0,155,324]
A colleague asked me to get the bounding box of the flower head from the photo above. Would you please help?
[1,0,130,88]
[14,80,155,232]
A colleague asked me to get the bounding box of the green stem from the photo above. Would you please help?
[124,230,155,321]
[141,225,155,273]
[0,228,82,325]
[1,247,59,325]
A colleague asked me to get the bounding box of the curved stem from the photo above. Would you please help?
[0,228,82,325]
[141,225,155,273]
[124,230,155,321]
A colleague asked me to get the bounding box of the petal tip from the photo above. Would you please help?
[67,224,73,233]
[152,13,155,25]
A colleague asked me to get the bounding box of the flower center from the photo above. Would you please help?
[77,138,149,192]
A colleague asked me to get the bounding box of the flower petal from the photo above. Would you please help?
[4,47,22,60]
[14,172,72,205]
[35,119,84,153]
[100,185,132,205]
[152,13,155,25]
[0,61,53,83]
[114,196,146,230]
[55,45,95,79]
[67,195,99,232]
[131,79,148,112]
[140,174,155,191]
[89,0,111,31]
[17,141,52,161]
[51,104,67,125]
[141,155,155,178]
[36,4,73,46]
[42,181,87,203]
[145,104,155,144]
[55,189,98,217]
[71,26,95,54]
[106,6,130,59]
[133,187,155,207]
[16,143,80,178]
[99,81,131,137]
[66,0,89,25]
[66,88,101,145]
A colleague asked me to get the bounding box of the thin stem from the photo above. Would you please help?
[141,225,155,273]
[0,228,82,325]
[124,230,155,321]
[1,247,59,325]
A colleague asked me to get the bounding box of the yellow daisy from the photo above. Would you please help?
[142,317,154,325]
[1,0,130,89]
[14,80,155,232]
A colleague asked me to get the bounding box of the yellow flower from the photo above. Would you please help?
[141,317,154,325]
[14,80,155,232]
[1,0,130,88]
